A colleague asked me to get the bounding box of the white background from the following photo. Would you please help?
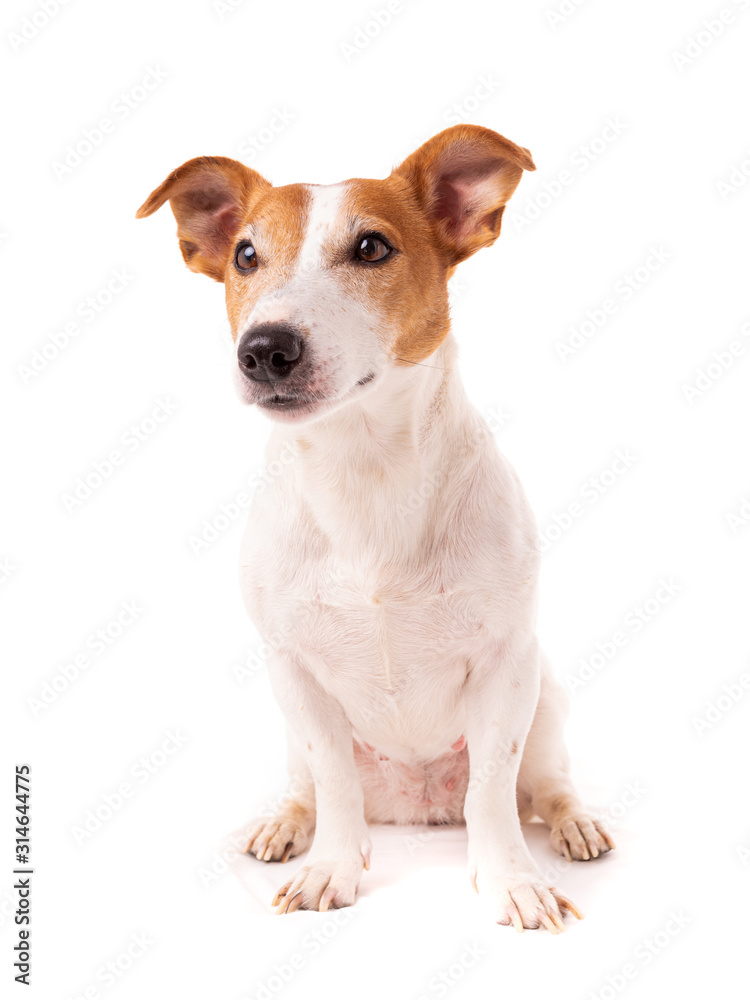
[3,0,750,997]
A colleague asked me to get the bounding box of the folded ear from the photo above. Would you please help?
[136,156,270,281]
[393,125,535,264]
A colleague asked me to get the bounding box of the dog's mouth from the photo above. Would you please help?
[257,393,316,413]
[244,370,378,421]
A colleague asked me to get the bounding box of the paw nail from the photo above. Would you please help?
[286,893,303,913]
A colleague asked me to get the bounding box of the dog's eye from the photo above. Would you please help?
[355,235,391,263]
[235,243,258,271]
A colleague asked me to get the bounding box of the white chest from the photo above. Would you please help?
[242,550,496,758]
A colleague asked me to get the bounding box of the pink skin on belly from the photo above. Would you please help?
[354,736,470,822]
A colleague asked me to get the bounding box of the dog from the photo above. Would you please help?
[138,125,614,932]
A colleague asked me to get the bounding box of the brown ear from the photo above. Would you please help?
[136,156,270,281]
[393,125,535,263]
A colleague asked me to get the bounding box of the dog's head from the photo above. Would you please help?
[137,126,534,423]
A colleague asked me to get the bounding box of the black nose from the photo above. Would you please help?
[237,324,303,381]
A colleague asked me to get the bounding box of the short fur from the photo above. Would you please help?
[138,125,614,931]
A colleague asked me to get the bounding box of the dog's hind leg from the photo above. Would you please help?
[245,724,316,863]
[518,657,615,862]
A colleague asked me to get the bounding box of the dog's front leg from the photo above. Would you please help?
[268,656,370,913]
[464,638,582,932]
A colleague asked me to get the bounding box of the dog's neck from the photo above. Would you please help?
[268,335,478,569]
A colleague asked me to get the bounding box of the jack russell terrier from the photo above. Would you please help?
[138,124,614,932]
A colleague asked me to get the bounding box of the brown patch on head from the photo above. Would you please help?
[333,125,535,366]
[138,160,313,339]
[337,176,452,366]
[223,183,311,337]
[136,156,270,282]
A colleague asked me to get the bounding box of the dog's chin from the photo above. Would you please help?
[255,393,327,423]
[240,371,378,425]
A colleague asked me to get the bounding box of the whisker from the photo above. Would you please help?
[393,356,451,371]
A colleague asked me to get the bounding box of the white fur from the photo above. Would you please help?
[297,183,346,268]
[239,182,614,927]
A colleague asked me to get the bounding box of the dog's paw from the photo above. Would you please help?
[484,872,583,933]
[245,813,313,863]
[272,859,363,913]
[550,815,615,861]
